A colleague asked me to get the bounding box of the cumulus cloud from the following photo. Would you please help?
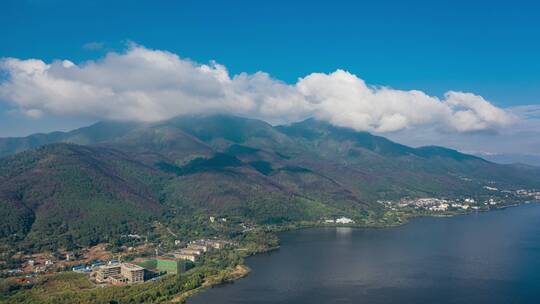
[0,45,515,133]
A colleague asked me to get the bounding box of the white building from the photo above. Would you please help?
[429,203,449,212]
[335,217,355,224]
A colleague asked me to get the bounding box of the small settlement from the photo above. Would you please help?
[69,238,232,286]
[3,188,539,281]
[171,239,230,262]
[380,188,540,213]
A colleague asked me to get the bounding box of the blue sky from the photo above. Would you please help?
[2,0,539,105]
[1,0,540,162]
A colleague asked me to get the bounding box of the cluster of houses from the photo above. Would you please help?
[379,191,540,213]
[2,250,98,277]
[323,217,355,224]
[71,259,108,273]
[379,186,540,213]
[381,197,477,212]
[485,186,540,201]
[516,189,540,200]
[25,258,55,273]
[428,203,450,212]
[67,238,232,286]
[171,238,231,262]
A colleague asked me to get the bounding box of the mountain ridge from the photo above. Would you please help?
[0,121,139,158]
[1,115,487,163]
[1,115,539,251]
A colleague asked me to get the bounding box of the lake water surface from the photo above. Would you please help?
[189,203,540,304]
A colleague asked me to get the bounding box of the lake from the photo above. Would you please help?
[189,203,540,304]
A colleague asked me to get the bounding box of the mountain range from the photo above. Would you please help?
[1,115,539,251]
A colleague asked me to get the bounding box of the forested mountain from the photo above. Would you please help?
[1,115,539,251]
[0,144,164,251]
[0,121,138,158]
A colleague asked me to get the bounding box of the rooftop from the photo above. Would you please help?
[100,264,121,269]
[121,263,144,271]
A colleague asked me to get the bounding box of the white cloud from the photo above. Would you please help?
[385,103,540,164]
[444,91,515,132]
[0,44,515,133]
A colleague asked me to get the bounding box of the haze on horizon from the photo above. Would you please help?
[1,0,540,164]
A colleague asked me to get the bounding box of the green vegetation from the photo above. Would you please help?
[0,121,137,158]
[248,161,273,175]
[0,144,163,253]
[0,230,275,304]
[1,114,539,256]
[156,153,242,176]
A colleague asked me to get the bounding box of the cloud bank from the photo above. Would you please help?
[0,45,514,133]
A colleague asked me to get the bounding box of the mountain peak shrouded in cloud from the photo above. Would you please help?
[0,44,514,134]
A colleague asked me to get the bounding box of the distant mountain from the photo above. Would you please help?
[476,153,540,167]
[1,115,539,251]
[0,121,139,158]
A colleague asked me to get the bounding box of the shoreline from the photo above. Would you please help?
[4,201,536,303]
[171,264,251,303]
[181,200,539,302]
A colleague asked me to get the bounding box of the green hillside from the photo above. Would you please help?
[0,144,165,252]
[1,115,539,252]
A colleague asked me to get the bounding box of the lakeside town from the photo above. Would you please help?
[379,188,540,214]
[1,186,539,302]
[2,2,539,303]
[4,187,539,281]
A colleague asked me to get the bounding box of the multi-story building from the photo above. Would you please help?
[121,263,144,284]
[109,274,128,285]
[96,265,121,282]
[187,243,211,252]
[179,248,203,255]
[205,239,230,249]
[173,251,198,262]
